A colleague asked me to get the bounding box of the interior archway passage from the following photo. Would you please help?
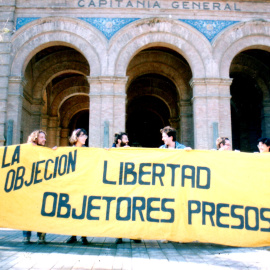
[21,45,90,146]
[68,110,90,146]
[60,95,90,146]
[126,46,193,148]
[126,74,178,148]
[230,49,270,152]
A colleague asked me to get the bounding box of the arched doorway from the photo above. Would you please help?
[59,94,89,146]
[230,49,270,152]
[21,45,90,147]
[127,95,170,147]
[126,47,193,148]
[68,110,90,146]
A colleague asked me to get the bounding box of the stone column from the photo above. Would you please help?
[7,76,26,144]
[0,77,8,145]
[31,99,44,131]
[169,117,179,130]
[88,76,127,148]
[41,115,49,133]
[179,100,193,148]
[88,76,102,147]
[56,127,61,147]
[112,77,128,146]
[0,1,15,145]
[190,78,232,149]
[218,78,233,141]
[261,100,270,138]
[60,128,70,146]
[46,116,58,148]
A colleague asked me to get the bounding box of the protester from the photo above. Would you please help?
[23,130,47,244]
[257,137,270,153]
[159,126,191,243]
[112,132,130,148]
[66,128,89,245]
[112,132,141,244]
[160,126,192,150]
[216,137,231,151]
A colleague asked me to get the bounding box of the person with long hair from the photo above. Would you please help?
[66,128,89,245]
[23,130,47,244]
[216,137,231,151]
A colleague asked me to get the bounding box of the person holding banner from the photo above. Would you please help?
[112,132,130,148]
[23,130,47,244]
[216,137,231,151]
[160,126,191,150]
[66,128,89,245]
[112,132,141,244]
[257,137,270,153]
[159,126,191,243]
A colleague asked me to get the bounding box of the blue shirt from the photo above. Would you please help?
[159,141,186,149]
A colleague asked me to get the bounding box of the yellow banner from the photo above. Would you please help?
[0,144,269,247]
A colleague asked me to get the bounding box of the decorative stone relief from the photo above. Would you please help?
[16,17,239,43]
[16,17,41,30]
[180,19,239,42]
[78,18,139,40]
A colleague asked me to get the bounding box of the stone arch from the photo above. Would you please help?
[35,68,87,101]
[31,50,90,99]
[230,53,270,100]
[108,18,211,78]
[10,17,107,77]
[127,51,192,100]
[129,87,178,118]
[49,76,89,104]
[61,102,90,128]
[126,94,171,147]
[51,89,89,117]
[229,49,270,151]
[126,68,190,147]
[213,20,270,78]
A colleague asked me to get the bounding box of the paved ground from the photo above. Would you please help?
[0,228,269,270]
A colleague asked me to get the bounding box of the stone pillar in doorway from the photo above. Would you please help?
[60,128,70,146]
[0,3,15,145]
[190,78,232,149]
[169,117,180,141]
[41,115,49,133]
[0,76,8,146]
[179,100,193,148]
[7,76,26,144]
[261,100,270,138]
[169,117,179,130]
[47,116,58,148]
[218,78,233,144]
[88,76,127,148]
[30,100,44,132]
[112,77,128,147]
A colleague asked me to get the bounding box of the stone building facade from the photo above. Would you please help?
[1,0,270,151]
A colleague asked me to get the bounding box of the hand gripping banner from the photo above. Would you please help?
[0,144,269,247]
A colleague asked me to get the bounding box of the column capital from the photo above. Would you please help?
[179,100,192,106]
[169,117,180,127]
[22,90,44,106]
[189,78,233,88]
[87,76,128,84]
[48,116,59,128]
[60,128,70,136]
[9,76,27,86]
[190,77,232,100]
[88,76,128,97]
[8,76,26,97]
